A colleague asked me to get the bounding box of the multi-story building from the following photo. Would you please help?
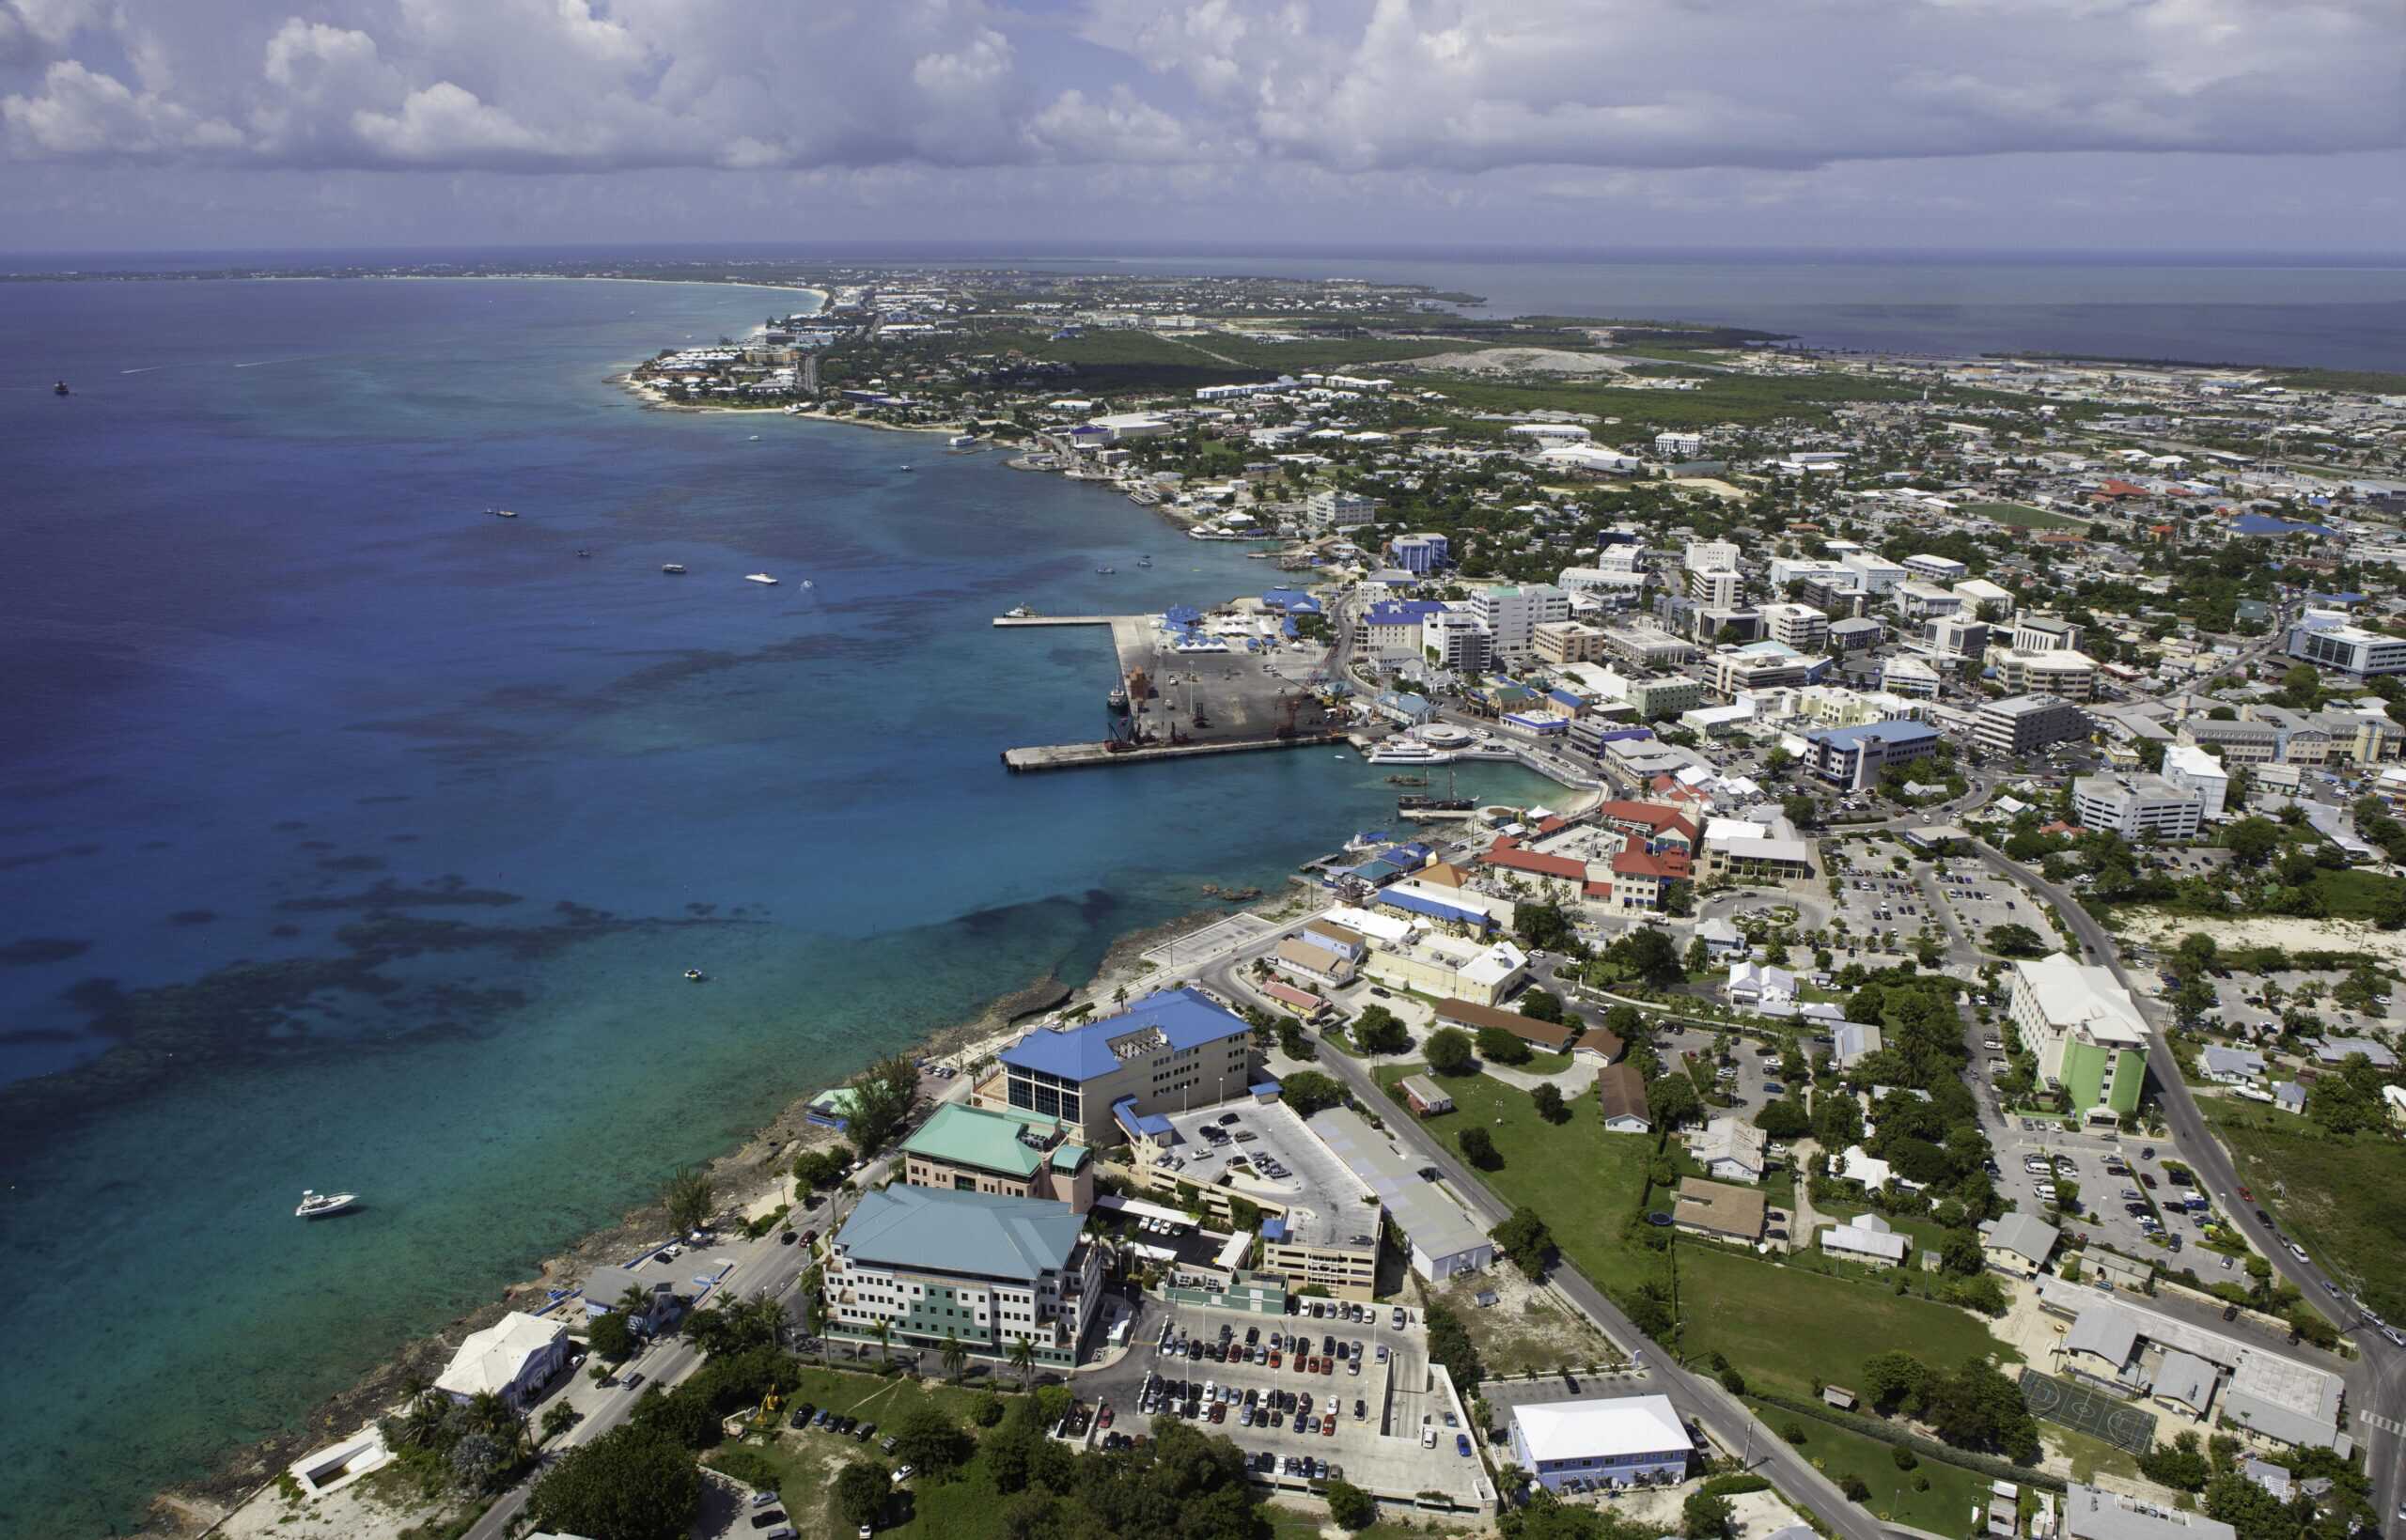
[1628,676,1708,719]
[1921,614,1991,661]
[1996,648,2099,701]
[2008,955,2148,1122]
[2312,708,2398,764]
[1797,577,1870,619]
[2072,774,2204,842]
[1882,656,1942,699]
[1357,599,1447,662]
[1708,642,1828,698]
[1601,628,1700,670]
[1760,602,1830,651]
[1767,558,1854,592]
[1603,846,1692,910]
[1533,620,1610,664]
[1362,933,1528,1007]
[984,988,1254,1148]
[1842,552,1910,594]
[1975,693,2089,758]
[1804,720,1942,790]
[1473,584,1570,662]
[2161,744,2229,819]
[1653,431,1704,459]
[1422,609,1492,672]
[1684,539,1741,574]
[1826,615,1883,652]
[1509,1395,1693,1493]
[824,1186,1101,1369]
[1685,566,1741,607]
[1901,552,1970,583]
[2014,614,2086,653]
[1387,533,1449,574]
[1305,489,1378,531]
[1895,581,1964,620]
[1127,1099,1383,1299]
[1952,577,2015,620]
[2178,718,2277,765]
[900,1103,1096,1213]
[2287,614,2406,678]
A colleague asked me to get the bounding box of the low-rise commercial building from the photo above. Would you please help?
[901,1102,1095,1213]
[1508,1395,1693,1493]
[1805,720,1942,790]
[1309,1107,1494,1283]
[2072,773,2204,841]
[1363,933,1528,1006]
[986,988,1255,1148]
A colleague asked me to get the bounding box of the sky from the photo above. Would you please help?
[1,0,2401,256]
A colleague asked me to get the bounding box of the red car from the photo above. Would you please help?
[1322,1417,1336,1438]
[1097,1404,1114,1429]
[1269,1351,1282,1368]
[2238,1186,2254,1202]
[1319,1357,1333,1376]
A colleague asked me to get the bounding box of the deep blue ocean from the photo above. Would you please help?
[0,276,1558,1533]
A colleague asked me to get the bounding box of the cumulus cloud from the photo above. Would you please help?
[0,0,2398,179]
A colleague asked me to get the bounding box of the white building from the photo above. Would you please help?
[1306,489,1379,531]
[2008,955,2149,1119]
[1695,1116,1767,1183]
[1901,553,1970,583]
[2162,743,2230,818]
[2073,773,2205,841]
[1821,1213,1909,1268]
[1654,431,1704,459]
[1760,602,1830,651]
[433,1312,570,1409]
[1508,1395,1693,1492]
[1842,552,1910,595]
[1472,584,1571,662]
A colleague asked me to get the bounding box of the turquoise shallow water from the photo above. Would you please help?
[0,276,1556,1532]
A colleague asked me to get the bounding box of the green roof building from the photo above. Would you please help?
[825,1186,1101,1367]
[899,1102,1093,1213]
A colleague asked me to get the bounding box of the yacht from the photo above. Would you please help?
[746,434,760,442]
[1365,741,1448,765]
[662,563,686,575]
[54,381,70,397]
[684,968,707,982]
[296,1190,357,1220]
[948,434,977,448]
[1136,555,1153,568]
[897,464,914,473]
[491,508,518,519]
[1095,566,1116,575]
[1004,605,1036,619]
[744,573,779,585]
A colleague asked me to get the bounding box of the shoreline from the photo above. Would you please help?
[154,899,1251,1534]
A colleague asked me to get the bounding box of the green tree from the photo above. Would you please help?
[540,1401,582,1442]
[2139,1430,2211,1492]
[941,1331,967,1384]
[2225,817,2281,868]
[1533,1081,1569,1123]
[1983,923,2050,957]
[1352,1004,1410,1055]
[1860,1349,1929,1412]
[1684,1489,1736,1540]
[660,1164,715,1237]
[1279,1069,1347,1116]
[1459,1125,1502,1169]
[1008,1333,1038,1391]
[1424,1302,1485,1393]
[844,1053,923,1154]
[1519,988,1565,1023]
[1609,926,1685,988]
[525,1425,701,1540]
[1478,1025,1535,1065]
[892,1403,972,1476]
[832,1461,889,1531]
[1326,1478,1377,1530]
[1492,1206,1556,1274]
[1647,1071,1702,1128]
[588,1311,636,1362]
[1426,1026,1478,1076]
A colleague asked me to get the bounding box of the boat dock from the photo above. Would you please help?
[1001,735,1344,773]
[989,614,1120,628]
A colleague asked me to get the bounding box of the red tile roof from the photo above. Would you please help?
[1479,837,1589,882]
[1611,848,1692,880]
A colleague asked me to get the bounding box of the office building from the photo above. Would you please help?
[1628,676,1708,718]
[2014,614,2086,654]
[901,1103,1096,1213]
[2287,615,2406,678]
[1306,489,1379,530]
[986,988,1254,1148]
[1760,602,1830,651]
[824,1186,1101,1368]
[1387,533,1449,574]
[1805,720,1941,790]
[2072,774,2204,842]
[1422,609,1493,672]
[1509,1395,1692,1493]
[1901,553,1970,583]
[1976,694,2089,758]
[2161,744,2229,818]
[1685,566,1742,607]
[1357,599,1447,662]
[1473,584,1571,662]
[1534,620,1611,664]
[1843,552,1910,594]
[2009,955,2148,1120]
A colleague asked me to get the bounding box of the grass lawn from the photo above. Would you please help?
[1963,501,2087,530]
[1677,1247,2018,1401]
[2202,1100,2406,1320]
[1744,1398,1991,1533]
[2308,865,2406,922]
[1374,1062,1664,1299]
[2045,1424,2147,1486]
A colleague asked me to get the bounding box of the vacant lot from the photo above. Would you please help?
[1679,1247,2018,1401]
[1744,1397,1992,1533]
[1430,1267,1620,1377]
[1374,1061,1663,1299]
[2205,1101,2406,1320]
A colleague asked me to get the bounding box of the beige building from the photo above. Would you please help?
[1535,620,1612,665]
[1362,933,1528,1006]
[899,1102,1095,1214]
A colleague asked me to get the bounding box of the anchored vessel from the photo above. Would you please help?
[295,1190,357,1220]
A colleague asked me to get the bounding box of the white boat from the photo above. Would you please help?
[490,507,518,519]
[662,564,686,575]
[747,434,760,442]
[1366,741,1449,765]
[897,464,914,473]
[948,434,977,448]
[296,1190,357,1220]
[744,573,779,585]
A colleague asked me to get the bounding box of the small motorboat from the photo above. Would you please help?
[897,464,914,473]
[296,1190,357,1220]
[54,381,70,397]
[1096,566,1116,575]
[490,507,518,519]
[575,549,591,559]
[1137,555,1153,568]
[1004,605,1036,618]
[744,573,778,585]
[684,968,707,982]
[662,563,686,575]
[747,434,760,442]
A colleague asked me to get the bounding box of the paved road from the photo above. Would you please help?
[1195,951,1911,1540]
[1966,838,2406,1530]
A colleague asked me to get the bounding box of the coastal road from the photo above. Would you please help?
[1964,838,2406,1530]
[1194,950,1910,1540]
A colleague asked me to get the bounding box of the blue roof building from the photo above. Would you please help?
[1804,720,1941,792]
[994,988,1255,1144]
[1261,588,1323,614]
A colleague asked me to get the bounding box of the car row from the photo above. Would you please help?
[788,1401,879,1447]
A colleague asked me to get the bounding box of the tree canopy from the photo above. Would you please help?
[525,1425,701,1540]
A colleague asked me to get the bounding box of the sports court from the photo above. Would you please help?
[2019,1370,2157,1454]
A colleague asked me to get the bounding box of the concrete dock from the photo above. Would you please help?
[1001,734,1345,773]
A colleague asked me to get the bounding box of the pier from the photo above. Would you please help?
[1001,734,1345,773]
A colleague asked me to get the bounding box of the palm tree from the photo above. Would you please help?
[942,1332,967,1385]
[871,1317,893,1367]
[616,1283,652,1320]
[1008,1334,1038,1391]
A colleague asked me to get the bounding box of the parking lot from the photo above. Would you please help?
[1981,1115,2225,1270]
[1104,1298,1488,1506]
[1824,849,1934,963]
[1660,1024,1790,1121]
[1928,858,2037,954]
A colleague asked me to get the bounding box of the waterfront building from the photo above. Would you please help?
[1306,489,1379,531]
[433,1313,569,1410]
[824,1186,1101,1369]
[900,1102,1094,1213]
[1357,599,1448,662]
[985,988,1254,1148]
